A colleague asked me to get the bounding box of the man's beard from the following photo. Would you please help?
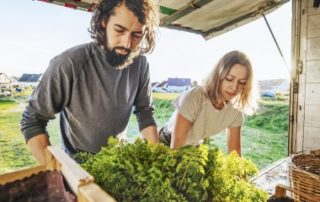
[105,46,140,69]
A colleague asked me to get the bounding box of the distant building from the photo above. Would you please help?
[166,78,191,93]
[10,76,20,88]
[259,79,289,93]
[19,73,42,87]
[151,82,159,88]
[152,80,168,93]
[258,79,290,100]
[0,73,12,96]
[0,73,11,90]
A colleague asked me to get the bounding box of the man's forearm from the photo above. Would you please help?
[141,125,159,144]
[26,134,50,165]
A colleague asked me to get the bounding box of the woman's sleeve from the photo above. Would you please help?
[172,86,203,123]
[229,111,244,128]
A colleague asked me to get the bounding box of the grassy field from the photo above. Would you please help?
[0,97,37,173]
[0,92,288,173]
[210,127,288,168]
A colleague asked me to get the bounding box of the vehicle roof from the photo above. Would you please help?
[37,0,288,40]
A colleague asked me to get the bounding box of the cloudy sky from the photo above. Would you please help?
[0,0,291,83]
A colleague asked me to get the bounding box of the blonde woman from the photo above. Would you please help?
[160,51,258,156]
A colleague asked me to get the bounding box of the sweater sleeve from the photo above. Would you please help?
[20,55,74,142]
[133,58,157,131]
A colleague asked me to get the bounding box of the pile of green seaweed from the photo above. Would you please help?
[78,138,268,202]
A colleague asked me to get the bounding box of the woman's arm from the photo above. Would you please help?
[171,113,192,149]
[226,127,242,157]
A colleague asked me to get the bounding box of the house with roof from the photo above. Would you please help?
[259,79,289,97]
[152,80,168,93]
[166,78,191,93]
[0,73,11,90]
[18,73,42,87]
[9,76,20,88]
[0,73,12,96]
[259,79,289,92]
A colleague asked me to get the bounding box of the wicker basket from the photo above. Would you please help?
[289,149,320,202]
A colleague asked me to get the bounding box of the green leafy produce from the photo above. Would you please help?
[79,138,268,202]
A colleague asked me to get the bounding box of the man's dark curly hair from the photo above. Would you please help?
[89,0,159,54]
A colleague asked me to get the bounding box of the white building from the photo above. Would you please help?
[0,73,11,90]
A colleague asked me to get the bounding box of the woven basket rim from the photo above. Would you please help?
[288,153,320,180]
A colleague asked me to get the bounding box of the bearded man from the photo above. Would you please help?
[21,0,159,164]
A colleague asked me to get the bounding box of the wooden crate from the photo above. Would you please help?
[0,146,116,202]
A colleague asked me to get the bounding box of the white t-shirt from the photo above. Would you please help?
[166,86,243,145]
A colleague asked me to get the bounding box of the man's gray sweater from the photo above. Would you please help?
[20,42,156,155]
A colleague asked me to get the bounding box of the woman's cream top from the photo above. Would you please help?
[166,86,243,145]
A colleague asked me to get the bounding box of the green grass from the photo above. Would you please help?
[153,98,175,127]
[210,127,287,169]
[0,106,38,173]
[245,100,289,133]
[0,93,289,173]
[47,116,61,146]
[153,93,179,100]
[0,98,17,111]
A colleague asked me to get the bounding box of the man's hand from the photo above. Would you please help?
[140,125,159,144]
[26,134,50,165]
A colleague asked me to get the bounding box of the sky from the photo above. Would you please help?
[0,0,292,83]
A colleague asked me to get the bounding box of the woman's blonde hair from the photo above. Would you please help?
[203,50,258,114]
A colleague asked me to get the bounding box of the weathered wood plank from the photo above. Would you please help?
[307,36,320,60]
[302,0,320,153]
[304,104,320,127]
[290,0,302,154]
[306,61,320,82]
[78,183,117,202]
[0,165,46,185]
[305,83,320,104]
[296,0,309,153]
[308,0,320,15]
[303,126,320,151]
[296,99,305,152]
[307,13,320,38]
[47,147,94,194]
[0,147,115,201]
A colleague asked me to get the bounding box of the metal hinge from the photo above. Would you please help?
[293,81,299,94]
[298,60,303,74]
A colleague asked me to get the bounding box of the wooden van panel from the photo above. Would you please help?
[307,0,320,15]
[306,61,320,83]
[307,13,320,38]
[303,127,320,151]
[304,104,320,127]
[307,37,320,60]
